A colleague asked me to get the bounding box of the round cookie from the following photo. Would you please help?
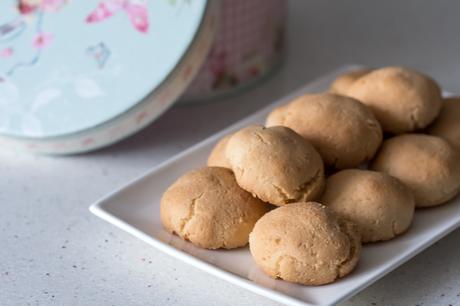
[226,125,325,206]
[160,167,269,249]
[249,202,361,285]
[347,67,442,134]
[321,169,415,243]
[428,97,460,150]
[207,134,232,168]
[266,93,383,169]
[265,104,288,127]
[371,134,460,207]
[329,68,372,95]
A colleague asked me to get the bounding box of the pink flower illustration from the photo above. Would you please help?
[207,48,238,89]
[32,32,53,49]
[41,0,67,12]
[18,1,39,15]
[86,0,149,33]
[0,48,14,58]
[18,0,67,15]
[125,3,148,33]
[209,48,227,78]
[86,2,116,23]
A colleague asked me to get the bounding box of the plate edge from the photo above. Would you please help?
[89,64,372,306]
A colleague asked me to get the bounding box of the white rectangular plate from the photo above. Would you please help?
[90,65,460,306]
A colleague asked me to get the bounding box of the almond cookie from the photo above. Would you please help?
[249,202,361,285]
[207,134,232,168]
[226,125,325,206]
[266,93,382,169]
[329,68,372,95]
[160,167,269,249]
[347,67,442,134]
[321,169,415,243]
[428,97,460,150]
[371,134,460,207]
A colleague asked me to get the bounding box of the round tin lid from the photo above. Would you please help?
[0,0,211,141]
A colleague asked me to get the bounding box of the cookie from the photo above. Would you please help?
[329,68,372,95]
[321,169,415,243]
[428,97,460,150]
[249,202,361,285]
[347,67,442,134]
[160,167,269,249]
[265,104,288,126]
[207,134,232,168]
[226,125,325,206]
[371,134,460,207]
[266,93,382,169]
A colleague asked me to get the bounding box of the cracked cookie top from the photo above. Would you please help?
[329,68,372,95]
[346,66,442,134]
[249,202,361,285]
[321,169,415,243]
[266,93,383,169]
[371,134,460,208]
[225,125,325,206]
[160,167,269,249]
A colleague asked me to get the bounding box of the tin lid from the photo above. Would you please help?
[0,0,215,144]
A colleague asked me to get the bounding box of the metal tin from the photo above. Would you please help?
[0,0,219,154]
[182,0,286,102]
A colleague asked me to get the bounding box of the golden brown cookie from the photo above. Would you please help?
[160,167,269,249]
[371,134,460,207]
[321,169,415,243]
[226,125,325,206]
[265,104,288,126]
[207,134,232,168]
[329,68,372,95]
[428,97,460,150]
[249,202,361,285]
[347,67,442,134]
[266,93,382,169]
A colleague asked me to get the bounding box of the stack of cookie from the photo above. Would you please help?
[160,66,460,286]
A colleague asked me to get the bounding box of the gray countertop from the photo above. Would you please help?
[2,1,460,305]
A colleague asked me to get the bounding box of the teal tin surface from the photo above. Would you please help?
[0,0,219,153]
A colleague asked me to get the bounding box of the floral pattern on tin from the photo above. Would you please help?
[86,0,149,34]
[208,48,238,89]
[0,0,67,77]
[0,0,152,77]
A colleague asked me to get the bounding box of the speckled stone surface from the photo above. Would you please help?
[3,1,460,305]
